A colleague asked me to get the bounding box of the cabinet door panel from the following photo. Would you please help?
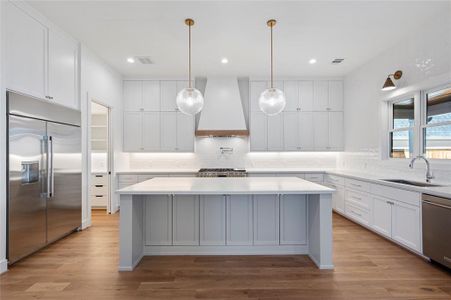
[335,186,345,214]
[329,112,344,150]
[328,81,344,111]
[392,201,421,252]
[284,81,299,111]
[267,114,284,151]
[371,197,392,238]
[145,195,172,245]
[253,195,279,245]
[299,112,314,150]
[226,195,253,245]
[123,112,142,151]
[142,81,160,111]
[313,112,329,150]
[176,113,194,152]
[280,195,307,245]
[299,81,314,111]
[48,29,78,109]
[142,112,160,151]
[123,81,142,111]
[313,81,329,111]
[160,112,177,151]
[160,81,177,111]
[250,81,267,112]
[6,2,47,98]
[250,111,267,151]
[200,196,226,245]
[173,195,199,245]
[283,112,299,150]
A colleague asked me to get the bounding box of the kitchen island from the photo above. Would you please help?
[117,177,334,271]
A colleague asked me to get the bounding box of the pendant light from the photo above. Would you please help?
[176,18,204,115]
[259,19,286,116]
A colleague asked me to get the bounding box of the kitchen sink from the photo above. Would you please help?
[381,179,443,187]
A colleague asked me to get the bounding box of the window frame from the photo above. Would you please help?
[421,83,451,159]
[387,93,420,160]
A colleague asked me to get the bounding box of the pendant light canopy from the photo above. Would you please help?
[259,19,286,116]
[176,18,204,116]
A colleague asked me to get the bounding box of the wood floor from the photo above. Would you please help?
[1,211,450,300]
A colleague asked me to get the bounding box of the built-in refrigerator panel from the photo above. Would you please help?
[8,115,47,263]
[46,122,82,243]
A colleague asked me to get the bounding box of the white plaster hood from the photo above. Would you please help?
[196,77,249,136]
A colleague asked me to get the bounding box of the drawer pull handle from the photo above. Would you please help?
[95,175,103,177]
[386,201,394,205]
[95,185,103,187]
[351,196,362,201]
[351,210,362,217]
[95,195,103,198]
[350,183,362,188]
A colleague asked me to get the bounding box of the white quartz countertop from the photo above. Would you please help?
[115,168,329,174]
[117,177,334,195]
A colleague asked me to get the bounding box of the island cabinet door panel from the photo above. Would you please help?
[142,81,161,111]
[267,114,284,151]
[250,111,267,151]
[299,112,315,150]
[313,112,329,150]
[176,113,194,152]
[145,195,173,246]
[123,81,143,111]
[391,201,421,252]
[200,196,226,245]
[142,112,161,151]
[371,196,392,238]
[123,112,142,151]
[226,195,253,245]
[173,195,199,245]
[283,81,299,111]
[280,195,307,245]
[160,112,177,151]
[283,112,299,150]
[253,195,280,245]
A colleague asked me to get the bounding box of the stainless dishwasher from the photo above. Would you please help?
[422,194,451,269]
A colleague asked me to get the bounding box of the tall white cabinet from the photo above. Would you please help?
[123,80,194,152]
[5,2,79,109]
[250,79,344,151]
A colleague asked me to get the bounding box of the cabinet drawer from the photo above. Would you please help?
[91,195,107,206]
[345,201,370,225]
[91,184,108,195]
[345,178,370,192]
[92,174,108,185]
[345,190,370,210]
[305,173,324,183]
[370,183,420,207]
[324,174,344,186]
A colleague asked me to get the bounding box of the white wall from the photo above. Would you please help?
[341,6,451,180]
[80,46,122,226]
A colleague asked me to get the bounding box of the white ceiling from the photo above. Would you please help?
[27,1,448,78]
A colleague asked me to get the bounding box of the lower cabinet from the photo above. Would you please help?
[280,195,307,245]
[200,196,226,245]
[371,196,392,238]
[253,195,280,245]
[331,185,345,214]
[226,195,253,245]
[172,195,199,245]
[145,195,172,246]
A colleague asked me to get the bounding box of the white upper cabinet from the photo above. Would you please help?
[328,81,344,111]
[267,114,284,151]
[283,112,299,150]
[5,2,47,99]
[329,112,344,150]
[160,112,177,151]
[123,112,142,151]
[5,2,80,109]
[142,112,161,151]
[48,28,78,109]
[142,81,161,111]
[313,81,329,111]
[176,112,194,152]
[160,81,177,111]
[250,81,267,112]
[299,112,315,150]
[284,81,299,111]
[313,112,329,150]
[299,81,314,111]
[250,111,268,151]
[123,81,142,111]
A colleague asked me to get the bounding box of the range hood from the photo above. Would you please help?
[196,77,249,137]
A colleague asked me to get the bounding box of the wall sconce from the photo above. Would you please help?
[382,70,403,91]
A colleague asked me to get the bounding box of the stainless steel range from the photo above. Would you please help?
[197,168,247,177]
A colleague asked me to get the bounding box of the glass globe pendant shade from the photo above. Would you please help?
[176,87,204,115]
[258,88,286,116]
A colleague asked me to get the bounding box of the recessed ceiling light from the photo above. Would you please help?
[127,57,135,63]
[221,57,229,64]
[309,58,317,64]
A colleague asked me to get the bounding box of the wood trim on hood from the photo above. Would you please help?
[195,130,249,137]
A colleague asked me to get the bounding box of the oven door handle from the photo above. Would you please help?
[423,200,451,210]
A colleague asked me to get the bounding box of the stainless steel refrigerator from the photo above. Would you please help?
[7,91,82,264]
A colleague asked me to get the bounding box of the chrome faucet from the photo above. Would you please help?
[409,155,434,182]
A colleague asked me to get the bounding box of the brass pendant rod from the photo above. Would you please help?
[188,22,192,89]
[270,24,273,89]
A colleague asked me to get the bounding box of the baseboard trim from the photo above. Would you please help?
[144,245,309,256]
[81,218,91,230]
[308,254,334,270]
[118,253,143,272]
[0,259,8,274]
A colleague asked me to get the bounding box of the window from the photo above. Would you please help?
[389,98,415,158]
[423,87,451,159]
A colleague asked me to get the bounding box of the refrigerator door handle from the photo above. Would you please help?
[49,136,54,198]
